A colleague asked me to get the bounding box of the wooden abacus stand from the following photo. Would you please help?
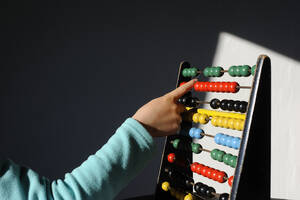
[154,55,271,200]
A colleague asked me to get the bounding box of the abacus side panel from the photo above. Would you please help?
[232,56,271,200]
[154,61,193,200]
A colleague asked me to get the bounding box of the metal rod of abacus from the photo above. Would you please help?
[237,86,252,89]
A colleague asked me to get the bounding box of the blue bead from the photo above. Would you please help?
[226,136,233,148]
[194,128,204,139]
[214,133,223,144]
[232,137,241,149]
[189,128,196,138]
[220,134,227,146]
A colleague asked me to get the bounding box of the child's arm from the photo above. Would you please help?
[0,79,196,200]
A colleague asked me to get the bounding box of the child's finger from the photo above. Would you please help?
[166,79,197,100]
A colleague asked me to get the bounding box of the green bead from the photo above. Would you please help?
[230,156,237,168]
[186,68,191,77]
[211,149,219,160]
[234,65,242,76]
[172,139,180,149]
[208,67,214,77]
[240,65,251,76]
[251,65,256,76]
[191,143,201,154]
[222,153,231,165]
[203,67,210,77]
[228,66,237,76]
[190,67,198,77]
[182,69,188,77]
[216,150,225,162]
[214,66,224,77]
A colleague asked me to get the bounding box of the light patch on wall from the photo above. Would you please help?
[212,32,300,200]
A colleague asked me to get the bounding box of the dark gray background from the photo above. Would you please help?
[0,1,299,199]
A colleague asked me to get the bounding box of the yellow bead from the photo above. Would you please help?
[222,117,229,128]
[217,117,224,126]
[211,116,218,126]
[184,193,193,200]
[161,181,170,191]
[228,118,235,129]
[239,120,244,130]
[192,113,199,123]
[199,114,209,124]
[234,119,241,130]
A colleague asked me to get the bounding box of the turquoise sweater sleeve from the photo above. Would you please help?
[0,118,156,200]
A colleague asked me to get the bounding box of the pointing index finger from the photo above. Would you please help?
[167,79,197,100]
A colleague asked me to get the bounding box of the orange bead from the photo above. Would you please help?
[228,176,234,186]
[167,153,176,163]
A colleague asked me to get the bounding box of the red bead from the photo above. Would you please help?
[218,82,225,92]
[167,153,176,163]
[201,166,209,177]
[195,164,203,174]
[193,82,200,91]
[199,82,205,91]
[224,82,230,92]
[216,171,227,183]
[229,82,239,93]
[190,162,199,172]
[180,82,186,87]
[211,169,218,181]
[205,167,212,178]
[213,82,220,92]
[208,82,214,91]
[204,82,209,91]
[228,176,234,186]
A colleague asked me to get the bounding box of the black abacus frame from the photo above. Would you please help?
[154,55,271,200]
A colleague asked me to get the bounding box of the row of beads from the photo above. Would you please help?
[193,81,239,93]
[182,67,198,77]
[181,65,256,77]
[194,182,229,200]
[211,116,244,131]
[211,149,237,168]
[203,66,224,77]
[178,96,248,113]
[189,128,241,149]
[228,65,254,77]
[196,108,246,120]
[161,181,230,200]
[215,133,241,149]
[192,113,209,124]
[192,113,244,131]
[190,162,228,183]
[210,98,248,113]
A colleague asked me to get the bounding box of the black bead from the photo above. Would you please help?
[219,193,229,200]
[206,186,216,198]
[199,184,208,195]
[227,100,234,111]
[194,182,203,194]
[186,178,194,189]
[178,97,185,104]
[190,97,199,107]
[239,101,248,113]
[210,98,220,109]
[233,101,241,112]
[220,99,228,110]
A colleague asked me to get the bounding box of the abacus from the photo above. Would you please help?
[154,55,271,200]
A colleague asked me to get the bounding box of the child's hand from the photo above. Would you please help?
[132,79,197,137]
